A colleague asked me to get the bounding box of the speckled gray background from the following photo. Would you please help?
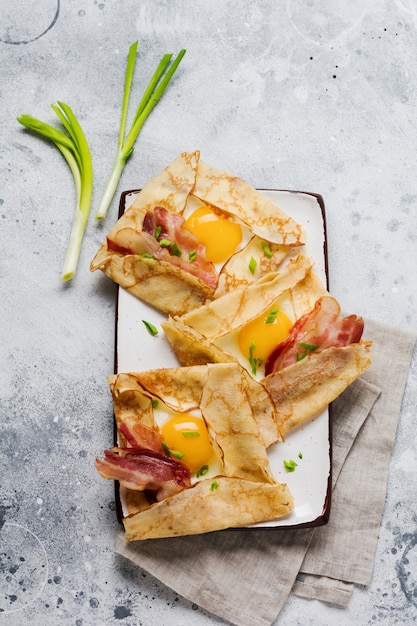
[1,1,416,625]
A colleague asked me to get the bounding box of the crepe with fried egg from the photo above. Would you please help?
[90,151,304,316]
[95,363,294,540]
[162,257,372,436]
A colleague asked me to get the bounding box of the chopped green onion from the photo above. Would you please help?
[210,481,219,491]
[189,249,197,262]
[298,451,303,459]
[182,431,200,438]
[296,342,318,362]
[152,398,159,409]
[170,450,186,460]
[17,103,93,282]
[142,320,158,336]
[283,459,298,472]
[162,441,185,459]
[248,342,263,376]
[196,465,209,477]
[248,256,257,274]
[154,225,162,239]
[140,252,155,258]
[159,238,172,248]
[262,241,272,258]
[299,342,319,351]
[170,243,182,256]
[265,309,278,324]
[95,41,186,220]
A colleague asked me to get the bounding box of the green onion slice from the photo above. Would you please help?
[142,320,158,336]
[248,256,257,274]
[182,431,200,438]
[283,459,298,472]
[196,465,209,477]
[265,309,278,324]
[299,342,319,351]
[262,241,272,258]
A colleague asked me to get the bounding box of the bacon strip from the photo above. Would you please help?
[119,420,164,454]
[264,296,364,375]
[107,207,218,288]
[95,447,191,501]
[142,206,218,288]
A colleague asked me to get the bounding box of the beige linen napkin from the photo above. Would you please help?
[114,319,416,626]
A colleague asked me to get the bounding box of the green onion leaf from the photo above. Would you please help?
[159,238,172,248]
[296,351,307,362]
[210,481,219,491]
[298,451,303,459]
[262,241,272,258]
[182,431,200,438]
[142,320,158,336]
[265,309,278,324]
[140,252,155,258]
[162,441,170,457]
[95,42,186,220]
[248,256,257,274]
[196,465,209,477]
[152,398,159,409]
[17,103,93,282]
[154,225,162,239]
[283,459,298,472]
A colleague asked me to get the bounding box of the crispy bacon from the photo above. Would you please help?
[142,206,218,288]
[106,208,218,288]
[119,420,164,454]
[107,229,162,257]
[264,296,364,375]
[95,447,191,501]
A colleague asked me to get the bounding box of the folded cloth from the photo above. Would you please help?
[114,319,416,626]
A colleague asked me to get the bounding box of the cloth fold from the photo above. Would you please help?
[114,319,416,626]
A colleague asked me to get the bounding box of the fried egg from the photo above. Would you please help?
[153,406,223,482]
[184,204,243,263]
[215,293,296,380]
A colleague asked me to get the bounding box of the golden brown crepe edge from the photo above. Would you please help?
[123,477,294,540]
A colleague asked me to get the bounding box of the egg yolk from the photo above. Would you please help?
[161,413,214,472]
[184,205,242,263]
[238,308,293,363]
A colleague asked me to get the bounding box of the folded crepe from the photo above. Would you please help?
[162,255,372,436]
[90,151,304,316]
[95,363,294,540]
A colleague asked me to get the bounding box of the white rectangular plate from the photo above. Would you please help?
[115,189,331,529]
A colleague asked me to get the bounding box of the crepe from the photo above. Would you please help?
[90,151,304,316]
[96,364,294,540]
[162,256,372,436]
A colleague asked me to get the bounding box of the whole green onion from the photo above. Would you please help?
[17,102,93,282]
[95,41,186,221]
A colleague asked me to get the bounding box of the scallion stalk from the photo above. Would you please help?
[94,41,186,221]
[17,103,93,281]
